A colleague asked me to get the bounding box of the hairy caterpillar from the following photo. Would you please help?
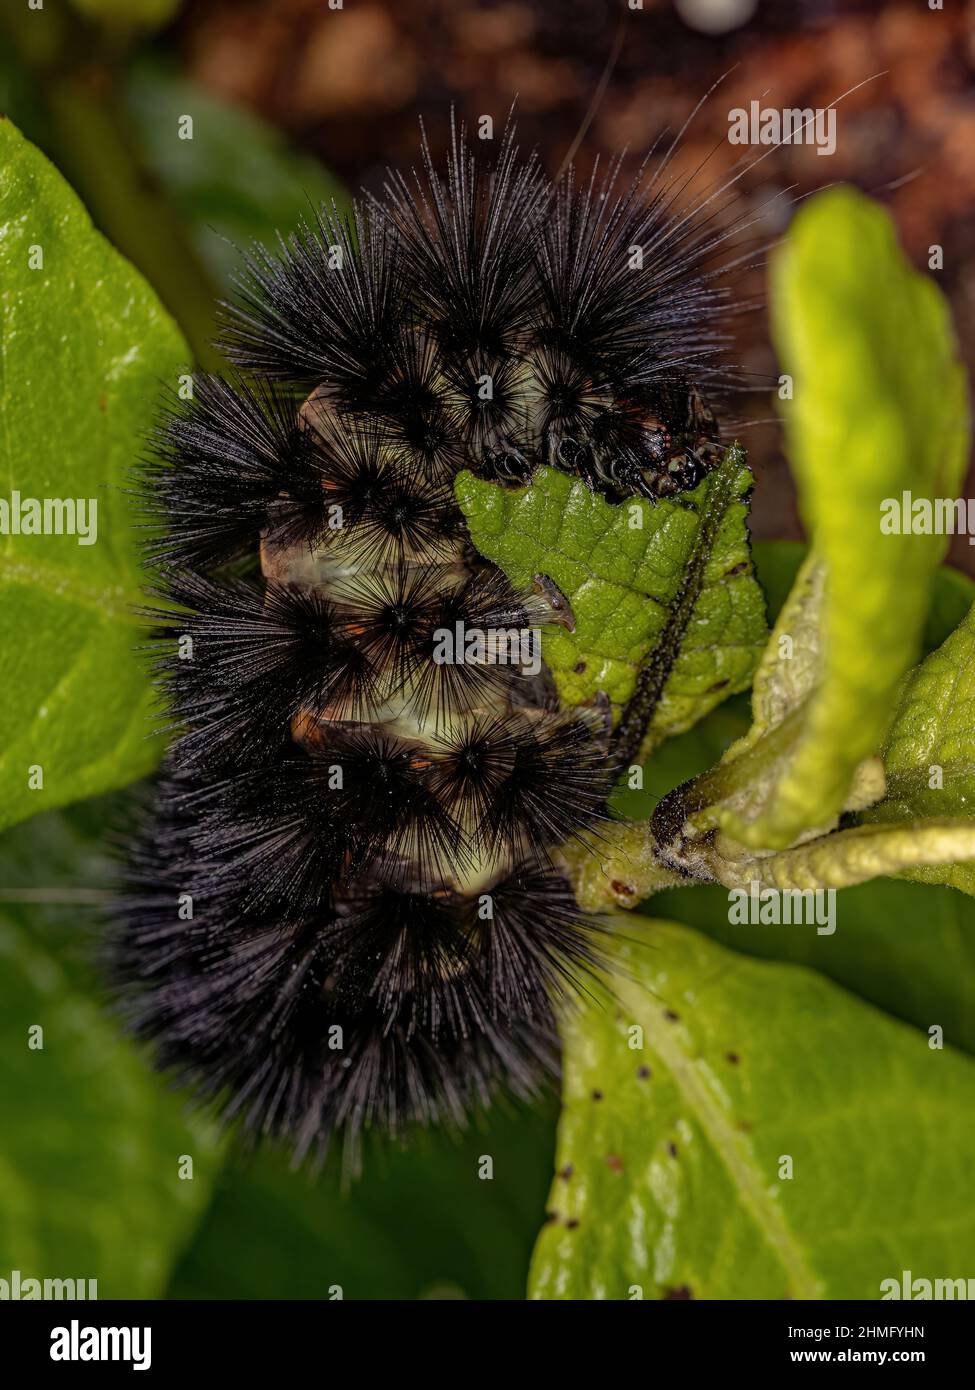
[112,119,739,1162]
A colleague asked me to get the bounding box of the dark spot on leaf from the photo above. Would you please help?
[662,1285,694,1300]
[605,1153,623,1173]
[591,1089,604,1101]
[706,678,730,693]
[558,1163,573,1181]
[668,1141,678,1158]
[610,879,636,898]
[664,1008,680,1022]
[573,660,587,673]
[726,1051,740,1064]
[637,1065,651,1079]
[566,1218,580,1230]
[724,561,748,578]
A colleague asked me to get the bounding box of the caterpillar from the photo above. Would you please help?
[112,118,738,1162]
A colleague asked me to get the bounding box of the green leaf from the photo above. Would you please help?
[456,446,767,749]
[869,599,975,821]
[123,62,348,290]
[725,552,826,760]
[861,597,975,894]
[898,861,975,896]
[653,878,975,1055]
[602,698,975,1055]
[529,922,975,1300]
[169,1103,556,1300]
[0,120,187,833]
[0,808,222,1298]
[687,190,970,851]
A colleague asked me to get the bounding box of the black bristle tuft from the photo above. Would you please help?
[383,116,548,362]
[220,202,405,394]
[139,373,330,571]
[111,790,599,1159]
[143,571,378,763]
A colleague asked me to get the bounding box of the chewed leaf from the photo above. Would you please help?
[0,120,188,833]
[686,189,970,851]
[529,922,975,1300]
[456,446,767,751]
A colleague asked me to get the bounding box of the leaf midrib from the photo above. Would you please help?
[612,450,749,766]
[0,558,141,620]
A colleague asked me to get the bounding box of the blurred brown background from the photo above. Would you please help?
[165,0,975,564]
